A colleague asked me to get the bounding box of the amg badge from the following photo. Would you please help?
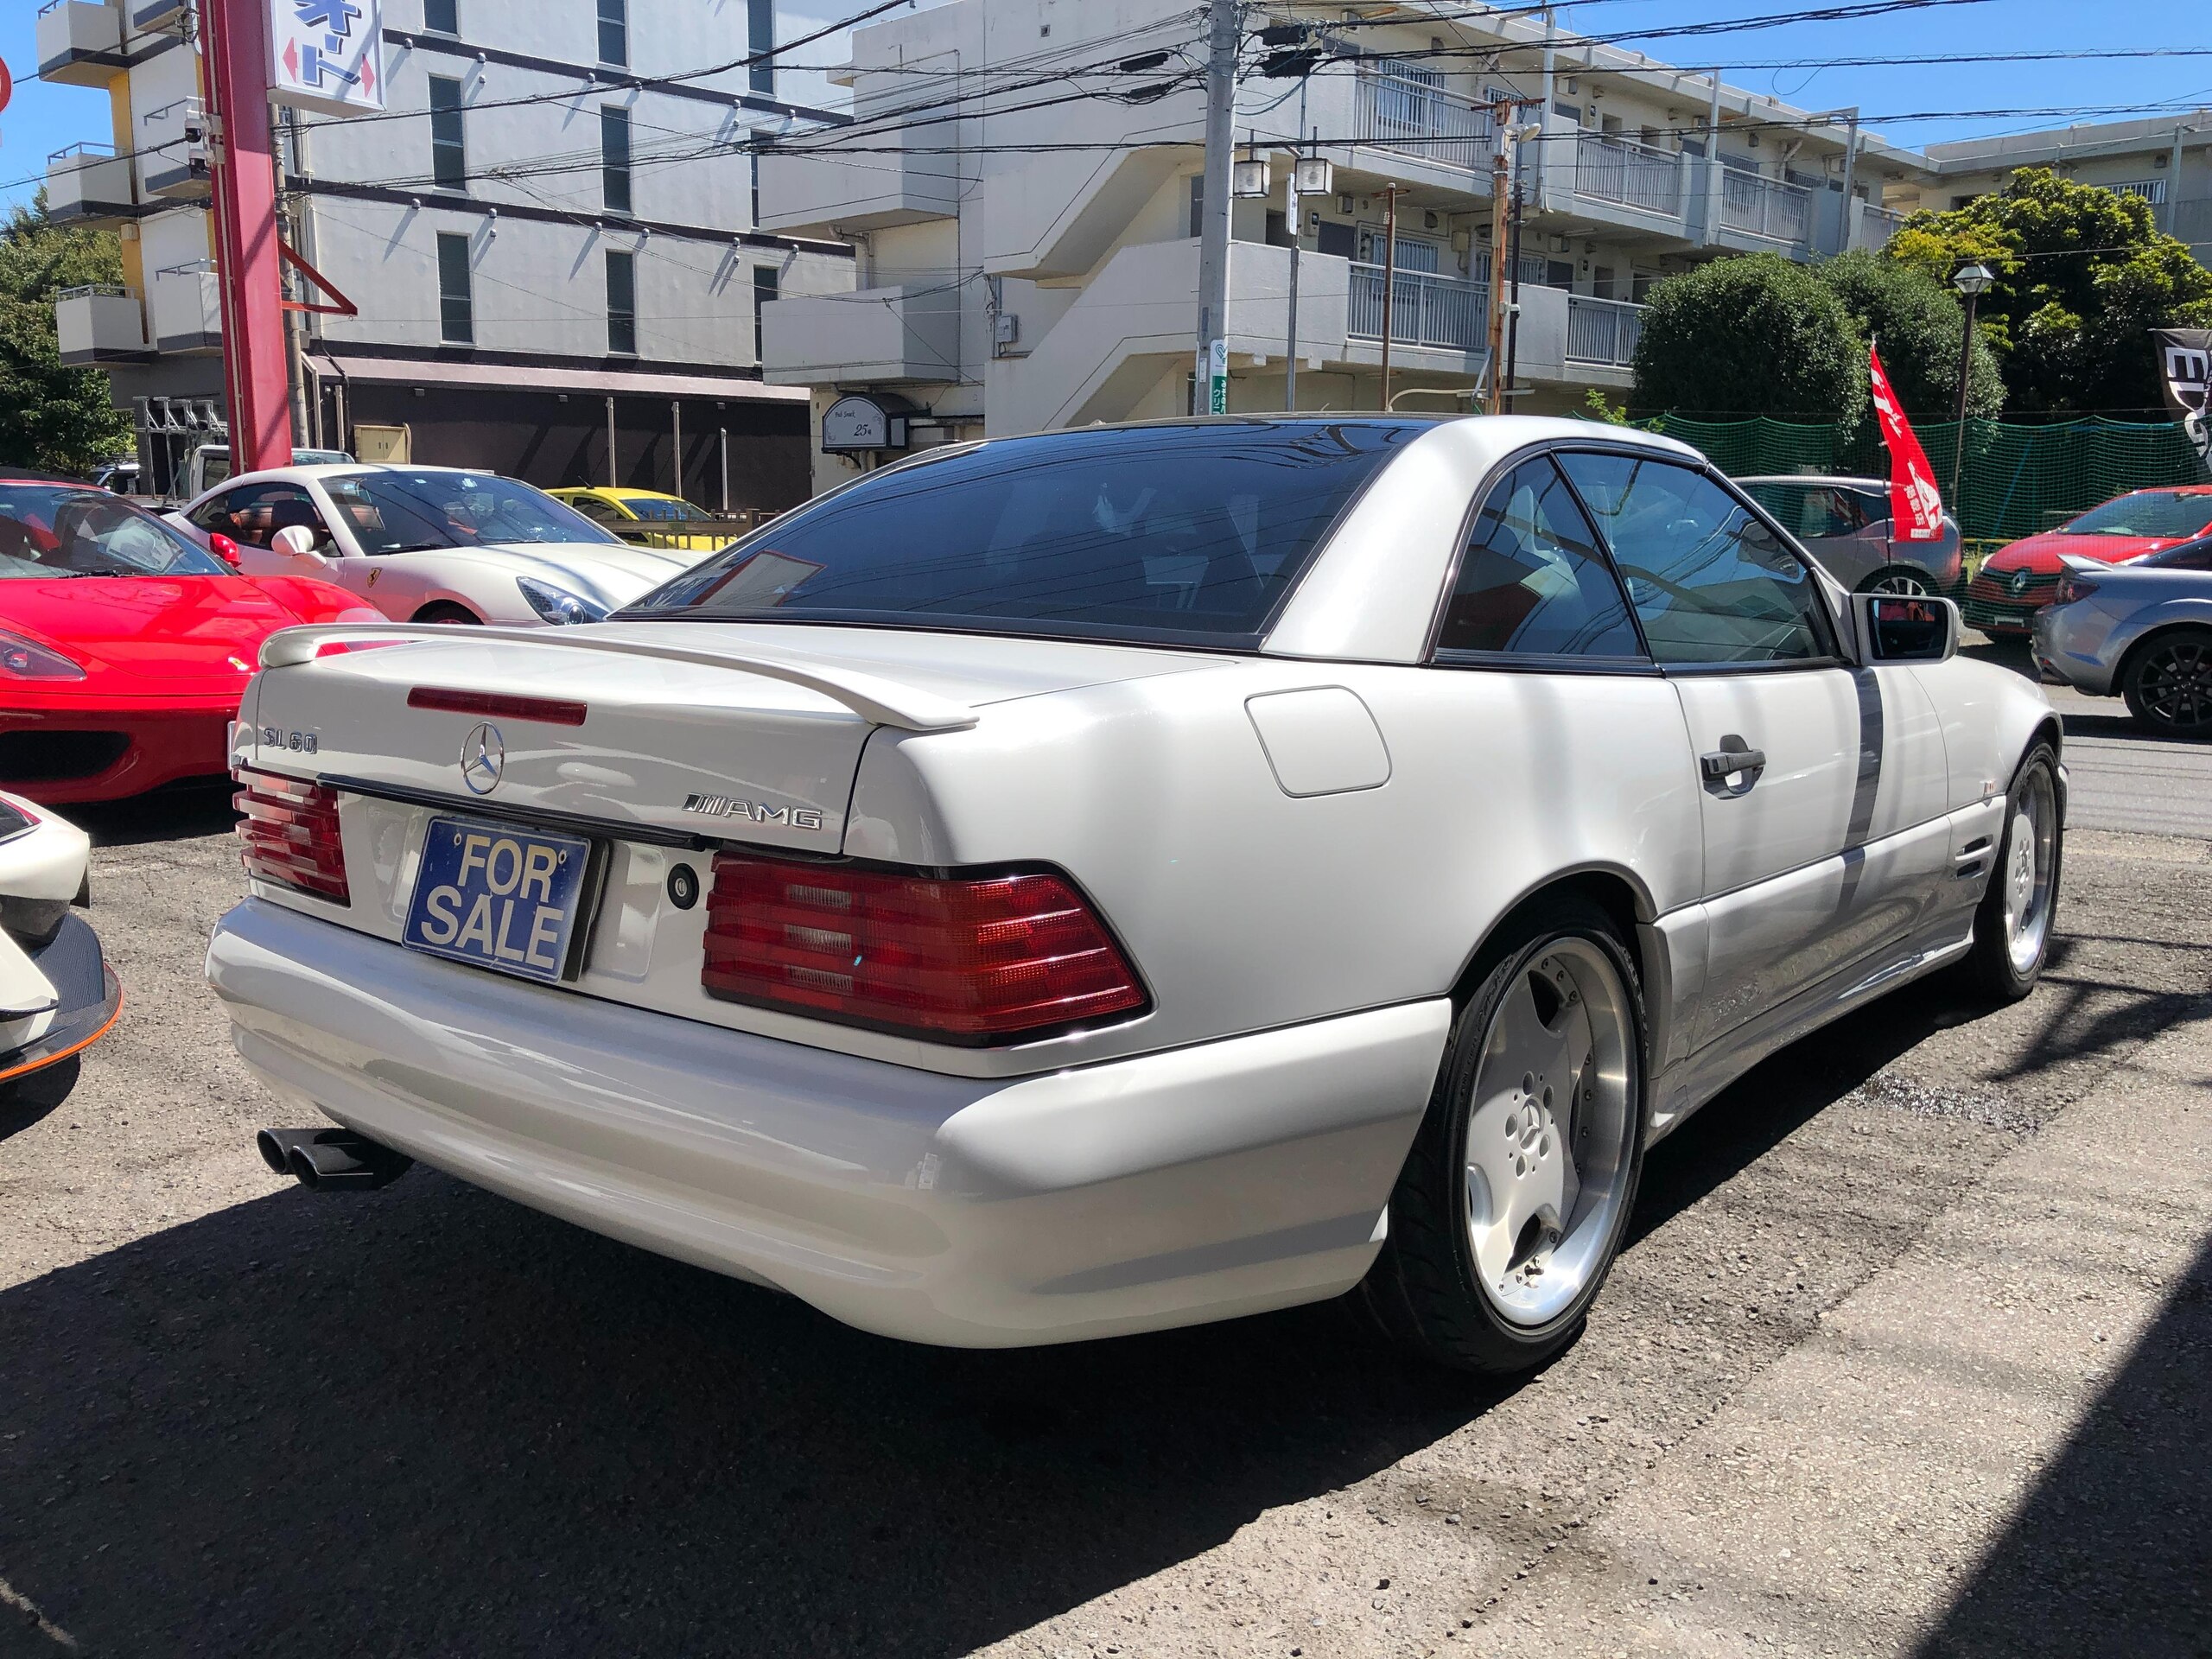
[683,793,826,831]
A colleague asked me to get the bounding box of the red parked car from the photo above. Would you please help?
[1964,485,2212,635]
[0,477,377,804]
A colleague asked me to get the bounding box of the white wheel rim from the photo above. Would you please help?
[1871,570,1930,595]
[2002,767,2057,975]
[1463,938,1637,1328]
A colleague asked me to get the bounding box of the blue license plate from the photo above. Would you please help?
[402,817,596,984]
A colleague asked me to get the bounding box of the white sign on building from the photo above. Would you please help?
[268,0,385,118]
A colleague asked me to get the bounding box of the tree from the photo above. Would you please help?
[1886,168,2212,416]
[0,195,135,476]
[1630,252,1866,425]
[1817,249,2004,421]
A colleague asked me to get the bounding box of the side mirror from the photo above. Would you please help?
[208,531,244,569]
[1852,593,1958,664]
[272,524,322,559]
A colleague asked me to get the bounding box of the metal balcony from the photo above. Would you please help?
[1348,264,1490,352]
[1719,169,1814,249]
[1351,65,1496,175]
[1564,296,1644,367]
[45,143,142,226]
[54,285,150,365]
[35,0,124,86]
[130,0,186,29]
[1573,135,1684,218]
[138,97,210,199]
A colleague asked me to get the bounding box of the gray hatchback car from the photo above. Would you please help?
[1739,475,1964,595]
[2032,537,2212,738]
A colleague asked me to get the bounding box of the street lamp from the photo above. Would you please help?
[1949,262,1994,528]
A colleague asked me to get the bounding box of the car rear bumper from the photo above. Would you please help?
[207,897,1450,1347]
[0,705,234,804]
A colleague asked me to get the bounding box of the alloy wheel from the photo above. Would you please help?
[1866,569,1933,596]
[2003,765,2058,976]
[1463,938,1637,1327]
[2135,637,2212,732]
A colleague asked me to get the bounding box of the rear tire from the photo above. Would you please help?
[1859,565,1936,597]
[2120,627,2212,738]
[412,601,481,625]
[1356,893,1648,1375]
[1961,741,2062,1001]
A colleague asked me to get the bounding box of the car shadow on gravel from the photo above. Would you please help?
[0,1058,80,1145]
[1914,1228,2211,1658]
[63,781,237,849]
[0,982,2101,1657]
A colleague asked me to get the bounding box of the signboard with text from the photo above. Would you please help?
[269,0,385,118]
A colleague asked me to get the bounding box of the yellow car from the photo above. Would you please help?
[547,487,755,553]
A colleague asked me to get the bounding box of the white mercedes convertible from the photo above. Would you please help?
[207,417,2063,1374]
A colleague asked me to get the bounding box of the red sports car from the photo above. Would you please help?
[0,476,377,804]
[1963,485,2212,635]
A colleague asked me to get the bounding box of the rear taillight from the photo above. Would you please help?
[2055,574,2100,606]
[236,769,350,905]
[702,853,1147,1043]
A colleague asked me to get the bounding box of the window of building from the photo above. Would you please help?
[437,232,474,344]
[748,0,774,95]
[597,0,627,67]
[601,106,632,214]
[429,76,466,190]
[753,264,779,364]
[606,249,637,354]
[423,0,457,34]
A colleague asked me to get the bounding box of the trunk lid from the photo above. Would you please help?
[246,622,1224,854]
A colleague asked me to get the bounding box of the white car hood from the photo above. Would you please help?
[434,541,697,609]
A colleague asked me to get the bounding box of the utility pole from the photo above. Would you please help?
[1283,85,1309,413]
[1484,100,1512,415]
[1195,0,1239,416]
[1504,171,1525,414]
[200,0,292,475]
[1379,183,1401,411]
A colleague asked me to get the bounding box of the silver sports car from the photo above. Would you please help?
[2031,537,2212,738]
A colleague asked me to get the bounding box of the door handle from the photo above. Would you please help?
[1700,746,1767,784]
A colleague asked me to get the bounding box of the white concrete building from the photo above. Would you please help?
[1899,111,2212,267]
[753,0,1925,486]
[37,0,855,505]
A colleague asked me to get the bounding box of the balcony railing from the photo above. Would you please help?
[1574,134,1684,217]
[1351,64,1495,173]
[1565,296,1644,366]
[1348,264,1490,352]
[2108,179,2167,206]
[1719,168,1813,247]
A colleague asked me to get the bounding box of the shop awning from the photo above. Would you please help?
[304,353,810,404]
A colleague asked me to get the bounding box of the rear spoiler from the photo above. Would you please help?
[258,623,980,734]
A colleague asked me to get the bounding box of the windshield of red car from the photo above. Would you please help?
[2061,492,2212,538]
[620,422,1415,648]
[0,485,227,579]
[322,471,620,553]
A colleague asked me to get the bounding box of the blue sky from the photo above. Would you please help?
[5,0,2208,211]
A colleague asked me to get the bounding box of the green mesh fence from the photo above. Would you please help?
[1649,415,2211,543]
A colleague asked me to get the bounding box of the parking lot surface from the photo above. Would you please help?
[0,679,2206,1658]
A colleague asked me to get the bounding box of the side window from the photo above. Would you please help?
[569,497,621,525]
[189,485,252,533]
[1556,453,1829,667]
[219,484,331,550]
[1438,457,1643,659]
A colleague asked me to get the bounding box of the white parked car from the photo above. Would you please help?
[0,791,119,1087]
[177,464,695,626]
[207,417,2063,1374]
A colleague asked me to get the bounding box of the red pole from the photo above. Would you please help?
[200,0,292,474]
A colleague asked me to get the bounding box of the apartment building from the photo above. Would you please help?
[36,0,854,505]
[1899,111,2212,266]
[753,0,1924,486]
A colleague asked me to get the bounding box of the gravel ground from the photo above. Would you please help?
[0,775,2206,1657]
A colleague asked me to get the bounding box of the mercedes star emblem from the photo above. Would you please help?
[461,721,505,795]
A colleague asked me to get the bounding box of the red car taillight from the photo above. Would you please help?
[236,769,350,905]
[2055,573,2100,605]
[702,853,1147,1043]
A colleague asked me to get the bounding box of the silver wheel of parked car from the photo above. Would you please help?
[1357,893,1647,1374]
[2123,627,2212,738]
[1462,936,1637,1328]
[2000,762,2058,976]
[1961,741,2062,1002]
[1863,567,1935,596]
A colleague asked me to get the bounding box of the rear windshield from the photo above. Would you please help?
[2062,492,2212,538]
[621,422,1415,647]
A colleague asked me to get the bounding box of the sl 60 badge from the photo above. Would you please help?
[261,726,320,754]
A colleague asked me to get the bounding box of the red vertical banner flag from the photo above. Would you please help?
[1869,345,1946,542]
